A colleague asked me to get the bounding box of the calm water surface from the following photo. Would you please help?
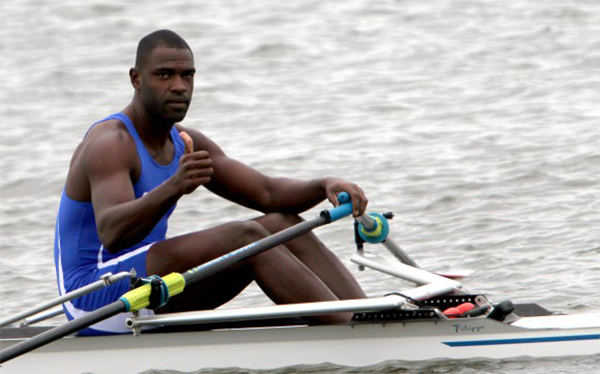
[1,0,599,373]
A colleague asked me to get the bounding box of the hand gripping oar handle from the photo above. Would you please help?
[0,193,355,364]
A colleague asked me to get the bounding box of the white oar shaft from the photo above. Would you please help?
[382,238,420,268]
[351,252,462,288]
[0,271,131,328]
[19,307,65,327]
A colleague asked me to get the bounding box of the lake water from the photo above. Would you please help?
[1,0,599,373]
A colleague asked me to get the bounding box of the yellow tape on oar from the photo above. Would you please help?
[119,273,185,312]
[358,213,390,244]
[360,216,384,238]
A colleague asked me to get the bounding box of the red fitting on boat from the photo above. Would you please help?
[443,307,460,318]
[443,303,475,318]
[456,302,475,314]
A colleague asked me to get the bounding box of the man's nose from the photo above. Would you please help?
[171,75,187,93]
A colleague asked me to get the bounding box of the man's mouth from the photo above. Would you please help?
[167,101,189,109]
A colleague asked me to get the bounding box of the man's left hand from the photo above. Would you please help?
[324,178,368,217]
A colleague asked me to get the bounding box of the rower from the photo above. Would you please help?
[53,29,368,336]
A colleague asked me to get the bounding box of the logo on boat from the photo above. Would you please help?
[452,324,485,333]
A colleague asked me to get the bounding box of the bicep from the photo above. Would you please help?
[83,136,137,218]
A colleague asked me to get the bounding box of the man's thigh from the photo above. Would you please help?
[155,263,255,313]
[146,220,267,275]
[147,220,269,313]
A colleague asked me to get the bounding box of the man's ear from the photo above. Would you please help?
[130,67,141,90]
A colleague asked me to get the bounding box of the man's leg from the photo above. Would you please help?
[146,218,356,323]
[252,213,366,300]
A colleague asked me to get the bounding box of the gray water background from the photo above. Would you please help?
[1,0,599,373]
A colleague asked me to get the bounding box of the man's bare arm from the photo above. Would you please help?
[179,126,368,216]
[82,127,212,252]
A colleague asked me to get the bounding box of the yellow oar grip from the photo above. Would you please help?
[163,272,186,297]
[120,273,185,312]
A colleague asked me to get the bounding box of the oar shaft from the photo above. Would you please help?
[382,238,420,268]
[355,212,420,268]
[181,192,354,286]
[19,307,65,327]
[183,216,327,285]
[0,271,131,328]
[0,301,126,363]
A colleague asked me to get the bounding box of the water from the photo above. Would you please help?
[1,0,599,372]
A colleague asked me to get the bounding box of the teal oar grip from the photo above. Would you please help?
[327,192,353,222]
[358,213,390,243]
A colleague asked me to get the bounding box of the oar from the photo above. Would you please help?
[355,211,472,279]
[0,271,132,328]
[0,193,354,363]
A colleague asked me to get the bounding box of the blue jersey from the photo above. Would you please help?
[54,113,185,334]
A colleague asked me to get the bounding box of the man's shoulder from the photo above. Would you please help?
[83,119,136,149]
[77,119,137,163]
[86,118,132,139]
[65,118,138,199]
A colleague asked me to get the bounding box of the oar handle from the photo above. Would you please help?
[323,192,353,222]
[327,193,390,244]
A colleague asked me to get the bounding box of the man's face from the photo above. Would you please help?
[136,46,195,123]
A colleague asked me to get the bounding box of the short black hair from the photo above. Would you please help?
[135,29,192,68]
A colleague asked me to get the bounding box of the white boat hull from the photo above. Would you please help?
[2,313,599,373]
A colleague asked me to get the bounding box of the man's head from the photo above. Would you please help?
[135,29,192,70]
[130,30,195,124]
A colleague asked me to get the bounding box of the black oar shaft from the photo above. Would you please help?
[183,216,327,285]
[0,301,126,363]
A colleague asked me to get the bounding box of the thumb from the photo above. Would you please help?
[180,131,193,155]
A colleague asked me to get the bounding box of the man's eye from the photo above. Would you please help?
[158,72,170,78]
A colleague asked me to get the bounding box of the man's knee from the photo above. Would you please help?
[257,213,304,233]
[276,213,304,227]
[237,220,271,242]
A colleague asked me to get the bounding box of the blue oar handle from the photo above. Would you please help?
[329,192,390,243]
[323,192,353,222]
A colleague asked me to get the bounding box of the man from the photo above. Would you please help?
[54,29,368,335]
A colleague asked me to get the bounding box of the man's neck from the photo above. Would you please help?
[121,103,178,166]
[123,103,175,149]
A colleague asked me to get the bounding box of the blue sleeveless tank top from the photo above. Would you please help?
[54,113,185,289]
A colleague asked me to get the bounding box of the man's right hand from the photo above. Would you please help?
[175,131,213,195]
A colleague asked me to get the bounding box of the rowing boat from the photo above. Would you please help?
[1,196,599,373]
[3,308,599,373]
